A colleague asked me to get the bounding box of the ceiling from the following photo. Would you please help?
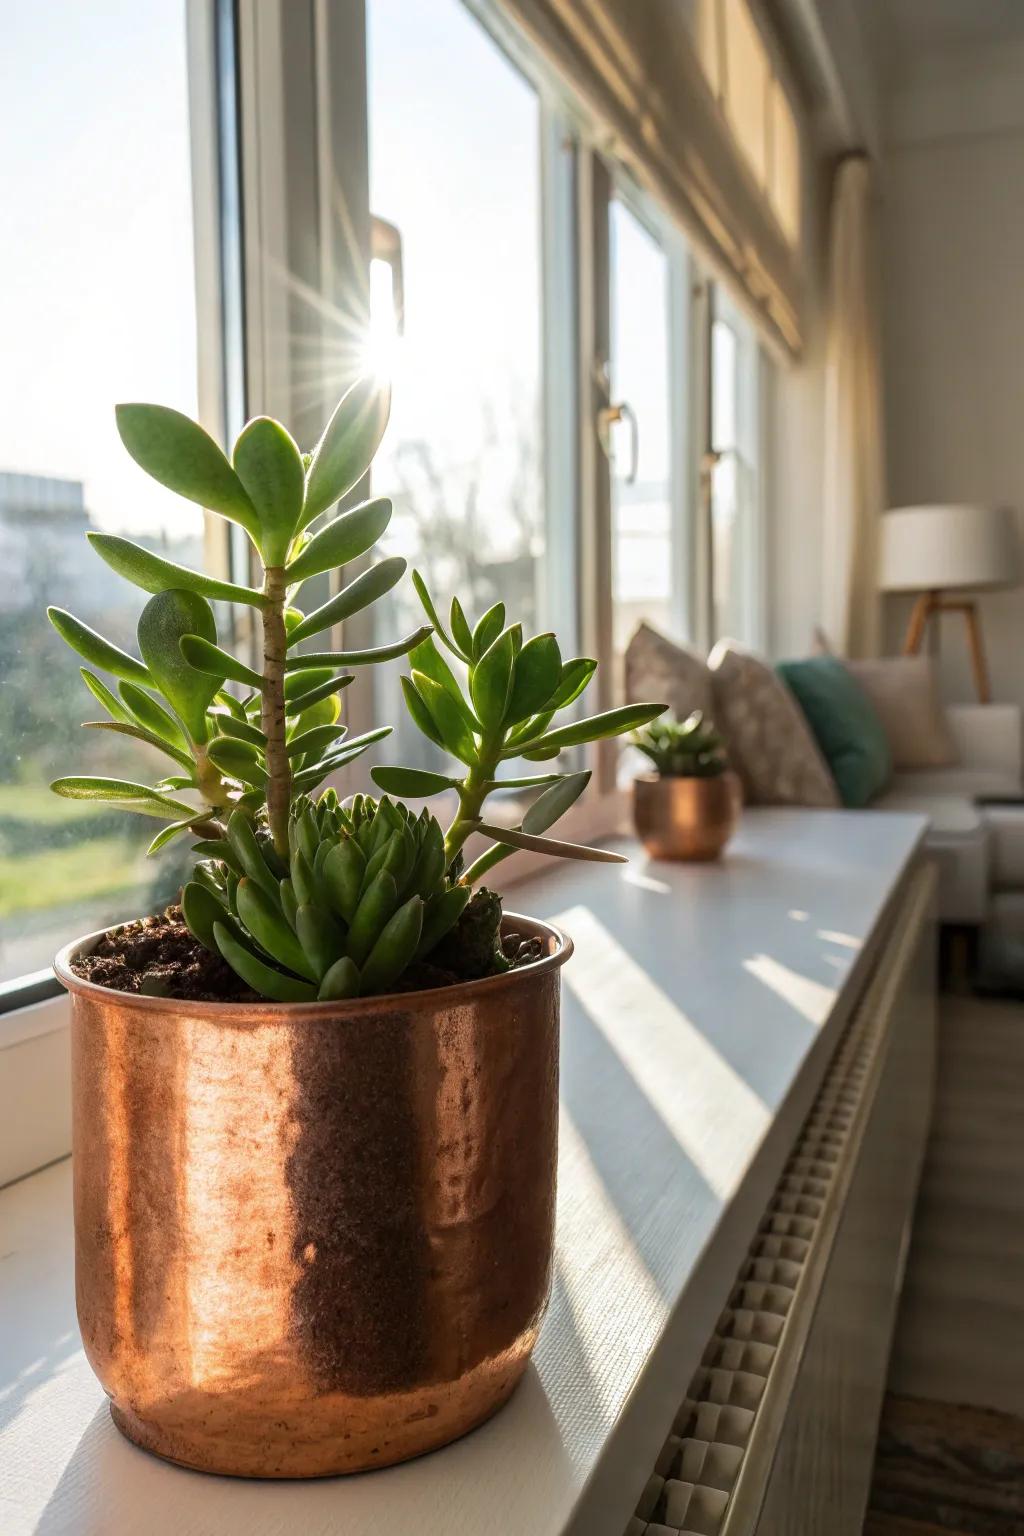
[863,0,1024,83]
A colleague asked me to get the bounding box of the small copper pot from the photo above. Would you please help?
[55,914,570,1478]
[633,771,742,861]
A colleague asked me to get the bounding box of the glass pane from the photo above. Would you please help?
[724,0,769,187]
[0,2,203,984]
[609,198,675,666]
[710,306,761,647]
[366,0,545,773]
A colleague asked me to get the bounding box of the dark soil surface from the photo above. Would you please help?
[71,900,543,1004]
[72,907,258,1002]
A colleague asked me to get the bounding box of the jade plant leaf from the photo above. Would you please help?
[119,681,190,752]
[115,403,260,540]
[449,597,474,658]
[470,628,515,730]
[285,496,393,584]
[282,627,432,670]
[232,416,305,565]
[411,671,477,764]
[80,669,133,724]
[301,376,392,528]
[476,822,627,862]
[370,765,459,797]
[506,702,666,758]
[409,635,480,728]
[49,776,199,820]
[506,633,562,724]
[472,603,505,660]
[548,656,597,709]
[48,608,150,685]
[411,569,464,658]
[137,590,223,744]
[179,635,263,691]
[87,532,264,607]
[286,557,407,647]
[82,719,195,771]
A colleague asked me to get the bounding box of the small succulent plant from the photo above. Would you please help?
[181,792,469,1001]
[48,376,667,1000]
[630,712,727,778]
[370,576,664,882]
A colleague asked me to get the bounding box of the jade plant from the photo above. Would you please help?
[49,377,666,1000]
[630,712,727,778]
[48,378,427,855]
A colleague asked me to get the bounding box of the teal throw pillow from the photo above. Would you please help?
[776,656,891,808]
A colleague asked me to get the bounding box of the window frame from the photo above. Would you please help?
[2,0,775,1177]
[0,0,242,1179]
[707,281,767,651]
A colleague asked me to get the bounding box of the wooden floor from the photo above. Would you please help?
[864,997,1024,1534]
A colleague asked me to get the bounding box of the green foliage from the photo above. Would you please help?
[183,792,469,1000]
[49,377,419,858]
[630,711,727,778]
[47,372,669,1002]
[377,573,667,879]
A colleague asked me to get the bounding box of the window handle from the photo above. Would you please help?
[598,400,639,485]
[370,214,405,334]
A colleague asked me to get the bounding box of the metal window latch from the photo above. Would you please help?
[370,215,405,334]
[598,400,639,484]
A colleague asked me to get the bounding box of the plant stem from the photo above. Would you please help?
[444,736,501,870]
[261,565,291,858]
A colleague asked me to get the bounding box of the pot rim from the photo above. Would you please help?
[632,769,740,787]
[53,910,573,1019]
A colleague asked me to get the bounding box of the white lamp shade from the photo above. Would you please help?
[880,504,1019,593]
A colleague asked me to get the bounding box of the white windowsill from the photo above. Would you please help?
[0,809,927,1536]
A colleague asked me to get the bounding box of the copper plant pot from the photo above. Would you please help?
[54,913,570,1478]
[633,771,742,861]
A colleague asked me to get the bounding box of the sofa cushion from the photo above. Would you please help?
[707,641,839,807]
[777,655,891,808]
[843,655,956,771]
[624,622,713,723]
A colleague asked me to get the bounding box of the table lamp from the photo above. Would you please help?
[880,504,1019,702]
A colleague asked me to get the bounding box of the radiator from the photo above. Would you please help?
[626,863,938,1536]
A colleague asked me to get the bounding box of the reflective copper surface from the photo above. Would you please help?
[633,772,742,861]
[55,914,570,1478]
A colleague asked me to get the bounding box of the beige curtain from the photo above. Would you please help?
[821,155,886,657]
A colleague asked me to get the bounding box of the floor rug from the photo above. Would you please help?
[864,1393,1024,1535]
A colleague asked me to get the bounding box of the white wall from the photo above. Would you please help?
[881,43,1024,705]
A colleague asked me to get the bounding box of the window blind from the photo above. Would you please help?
[495,0,806,355]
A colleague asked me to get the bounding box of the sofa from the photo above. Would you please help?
[623,623,1023,933]
[872,703,1022,926]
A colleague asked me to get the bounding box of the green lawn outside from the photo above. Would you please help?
[0,835,144,918]
[0,782,97,826]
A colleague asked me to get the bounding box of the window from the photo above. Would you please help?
[709,289,763,648]
[2,0,774,1011]
[0,2,221,987]
[364,0,557,774]
[608,196,683,666]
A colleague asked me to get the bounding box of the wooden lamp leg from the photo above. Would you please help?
[962,601,991,703]
[903,590,936,655]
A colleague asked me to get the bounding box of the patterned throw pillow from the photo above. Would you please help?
[708,640,840,807]
[843,655,956,771]
[624,622,713,721]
